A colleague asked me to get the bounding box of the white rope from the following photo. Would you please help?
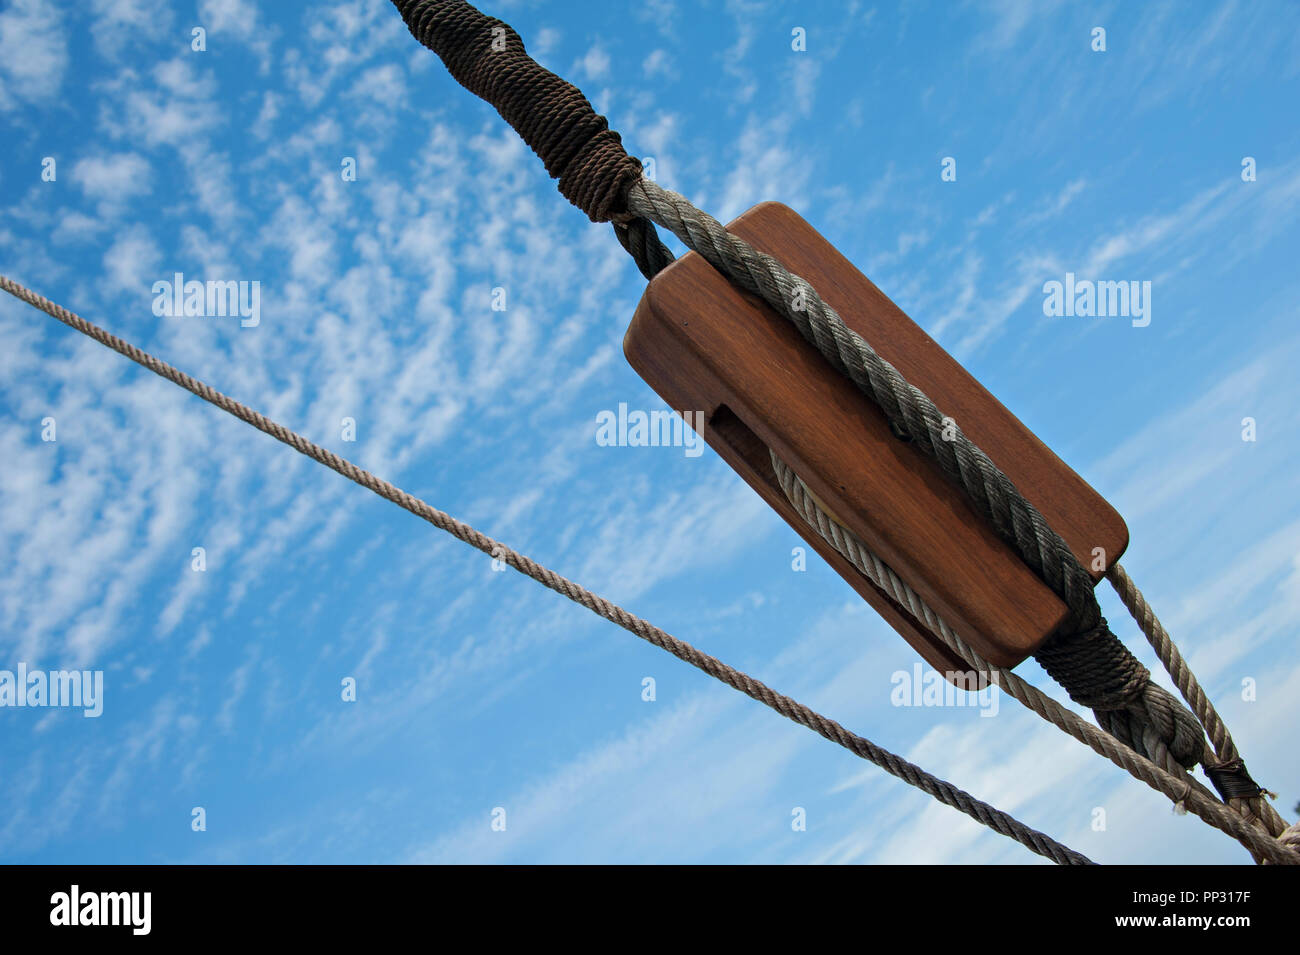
[0,273,1095,865]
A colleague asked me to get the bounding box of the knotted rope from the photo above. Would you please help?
[0,274,1091,866]
[1106,562,1288,847]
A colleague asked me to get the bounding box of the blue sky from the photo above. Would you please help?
[1,0,1298,864]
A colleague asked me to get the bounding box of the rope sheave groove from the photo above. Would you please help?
[0,274,1093,866]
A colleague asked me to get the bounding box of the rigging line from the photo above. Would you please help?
[769,449,1300,866]
[1106,563,1289,843]
[0,273,1093,866]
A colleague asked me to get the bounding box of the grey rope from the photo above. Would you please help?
[770,449,1300,865]
[1106,563,1287,842]
[625,177,1212,781]
[0,274,1092,866]
[613,213,676,281]
[1282,821,1300,851]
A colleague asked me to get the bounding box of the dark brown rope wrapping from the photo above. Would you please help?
[395,0,636,219]
[1036,625,1208,781]
[1203,759,1267,802]
[393,0,673,274]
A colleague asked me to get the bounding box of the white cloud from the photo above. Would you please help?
[0,0,67,109]
[88,0,174,60]
[634,0,680,39]
[71,152,152,208]
[573,45,611,82]
[642,48,672,79]
[196,0,275,71]
[102,224,162,295]
[968,0,1065,53]
[111,59,224,149]
[531,26,561,58]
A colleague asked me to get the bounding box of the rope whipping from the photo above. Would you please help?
[769,450,1300,865]
[0,274,1092,865]
[391,0,675,280]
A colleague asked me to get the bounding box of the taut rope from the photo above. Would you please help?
[0,274,1092,865]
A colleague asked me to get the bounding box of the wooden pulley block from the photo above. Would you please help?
[624,202,1128,680]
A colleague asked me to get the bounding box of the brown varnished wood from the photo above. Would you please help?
[624,202,1128,674]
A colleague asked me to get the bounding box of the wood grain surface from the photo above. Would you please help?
[624,201,1128,673]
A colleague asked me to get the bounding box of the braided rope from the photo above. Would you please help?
[0,274,1093,865]
[769,450,1300,866]
[626,177,1213,780]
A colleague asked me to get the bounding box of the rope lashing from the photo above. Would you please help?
[391,0,674,279]
[1106,562,1290,842]
[0,274,1092,866]
[394,0,636,219]
[769,449,1300,866]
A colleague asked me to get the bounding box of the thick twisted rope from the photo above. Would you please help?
[613,215,676,281]
[770,450,1300,865]
[1282,821,1300,851]
[0,274,1092,865]
[626,177,1220,782]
